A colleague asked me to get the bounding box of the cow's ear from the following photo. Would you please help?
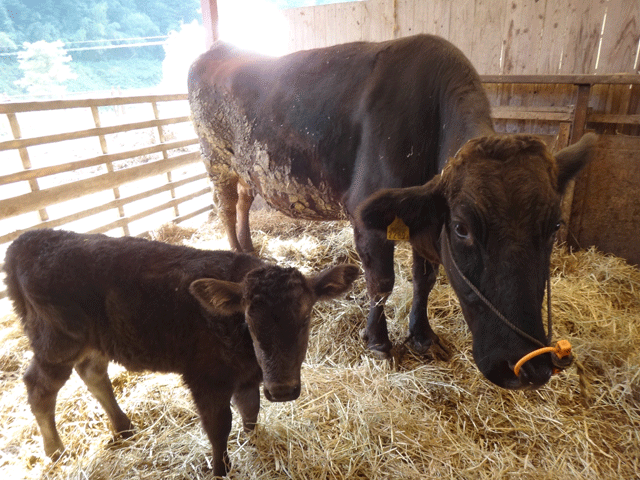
[554,133,598,194]
[357,175,447,238]
[189,278,245,315]
[310,264,360,300]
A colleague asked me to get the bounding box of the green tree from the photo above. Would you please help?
[15,40,77,97]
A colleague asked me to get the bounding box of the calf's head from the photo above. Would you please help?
[358,133,597,390]
[190,263,359,401]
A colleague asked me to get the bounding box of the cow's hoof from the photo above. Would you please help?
[406,334,452,361]
[360,328,392,359]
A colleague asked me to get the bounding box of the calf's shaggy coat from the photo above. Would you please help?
[3,229,358,477]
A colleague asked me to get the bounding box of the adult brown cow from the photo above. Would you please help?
[188,34,596,390]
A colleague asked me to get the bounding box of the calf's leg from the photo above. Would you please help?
[187,380,233,477]
[232,383,260,432]
[23,358,73,458]
[75,351,133,437]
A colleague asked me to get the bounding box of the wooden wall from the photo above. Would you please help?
[281,0,640,76]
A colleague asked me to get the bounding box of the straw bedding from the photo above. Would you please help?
[1,210,638,479]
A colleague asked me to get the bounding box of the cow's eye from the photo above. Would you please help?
[454,222,470,240]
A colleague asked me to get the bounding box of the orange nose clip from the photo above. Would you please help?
[513,340,573,377]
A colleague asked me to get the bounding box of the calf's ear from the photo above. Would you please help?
[190,278,245,315]
[310,264,360,300]
[554,132,598,194]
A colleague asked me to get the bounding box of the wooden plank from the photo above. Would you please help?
[569,135,640,266]
[88,187,211,235]
[0,116,191,151]
[429,0,450,38]
[470,0,507,75]
[321,2,335,47]
[555,122,573,244]
[171,204,213,225]
[571,84,591,143]
[480,74,640,85]
[537,0,571,74]
[559,1,607,74]
[0,138,199,186]
[0,173,208,245]
[596,0,640,74]
[91,104,128,235]
[500,0,546,75]
[587,113,640,125]
[6,112,49,222]
[395,0,414,38]
[153,101,179,217]
[0,152,200,219]
[0,94,187,114]
[334,2,366,43]
[366,0,395,42]
[448,0,475,58]
[490,106,574,122]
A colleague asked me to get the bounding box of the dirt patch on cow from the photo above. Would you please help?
[1,210,639,479]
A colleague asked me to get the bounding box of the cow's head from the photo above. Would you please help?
[190,264,359,401]
[358,133,597,389]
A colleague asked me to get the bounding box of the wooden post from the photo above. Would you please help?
[570,84,591,144]
[200,0,219,49]
[90,105,130,236]
[152,101,179,217]
[555,122,572,244]
[7,113,49,222]
[561,83,592,247]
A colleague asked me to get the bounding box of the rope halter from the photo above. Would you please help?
[442,225,573,378]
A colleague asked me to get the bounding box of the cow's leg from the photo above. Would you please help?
[187,380,233,477]
[407,252,450,359]
[75,351,133,438]
[23,357,73,458]
[232,383,260,432]
[236,179,255,254]
[213,172,243,252]
[353,225,395,358]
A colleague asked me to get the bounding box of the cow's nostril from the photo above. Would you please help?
[516,361,553,390]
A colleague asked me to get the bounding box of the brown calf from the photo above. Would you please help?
[3,229,358,476]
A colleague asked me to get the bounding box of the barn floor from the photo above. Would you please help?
[1,211,639,479]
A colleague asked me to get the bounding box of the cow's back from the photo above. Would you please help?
[188,34,494,219]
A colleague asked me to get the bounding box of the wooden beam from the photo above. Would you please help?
[0,173,208,245]
[0,152,201,219]
[0,116,191,151]
[200,0,219,49]
[0,138,198,186]
[0,94,187,114]
[480,74,640,85]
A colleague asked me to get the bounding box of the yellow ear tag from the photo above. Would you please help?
[387,216,410,241]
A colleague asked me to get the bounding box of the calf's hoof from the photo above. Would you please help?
[360,328,392,360]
